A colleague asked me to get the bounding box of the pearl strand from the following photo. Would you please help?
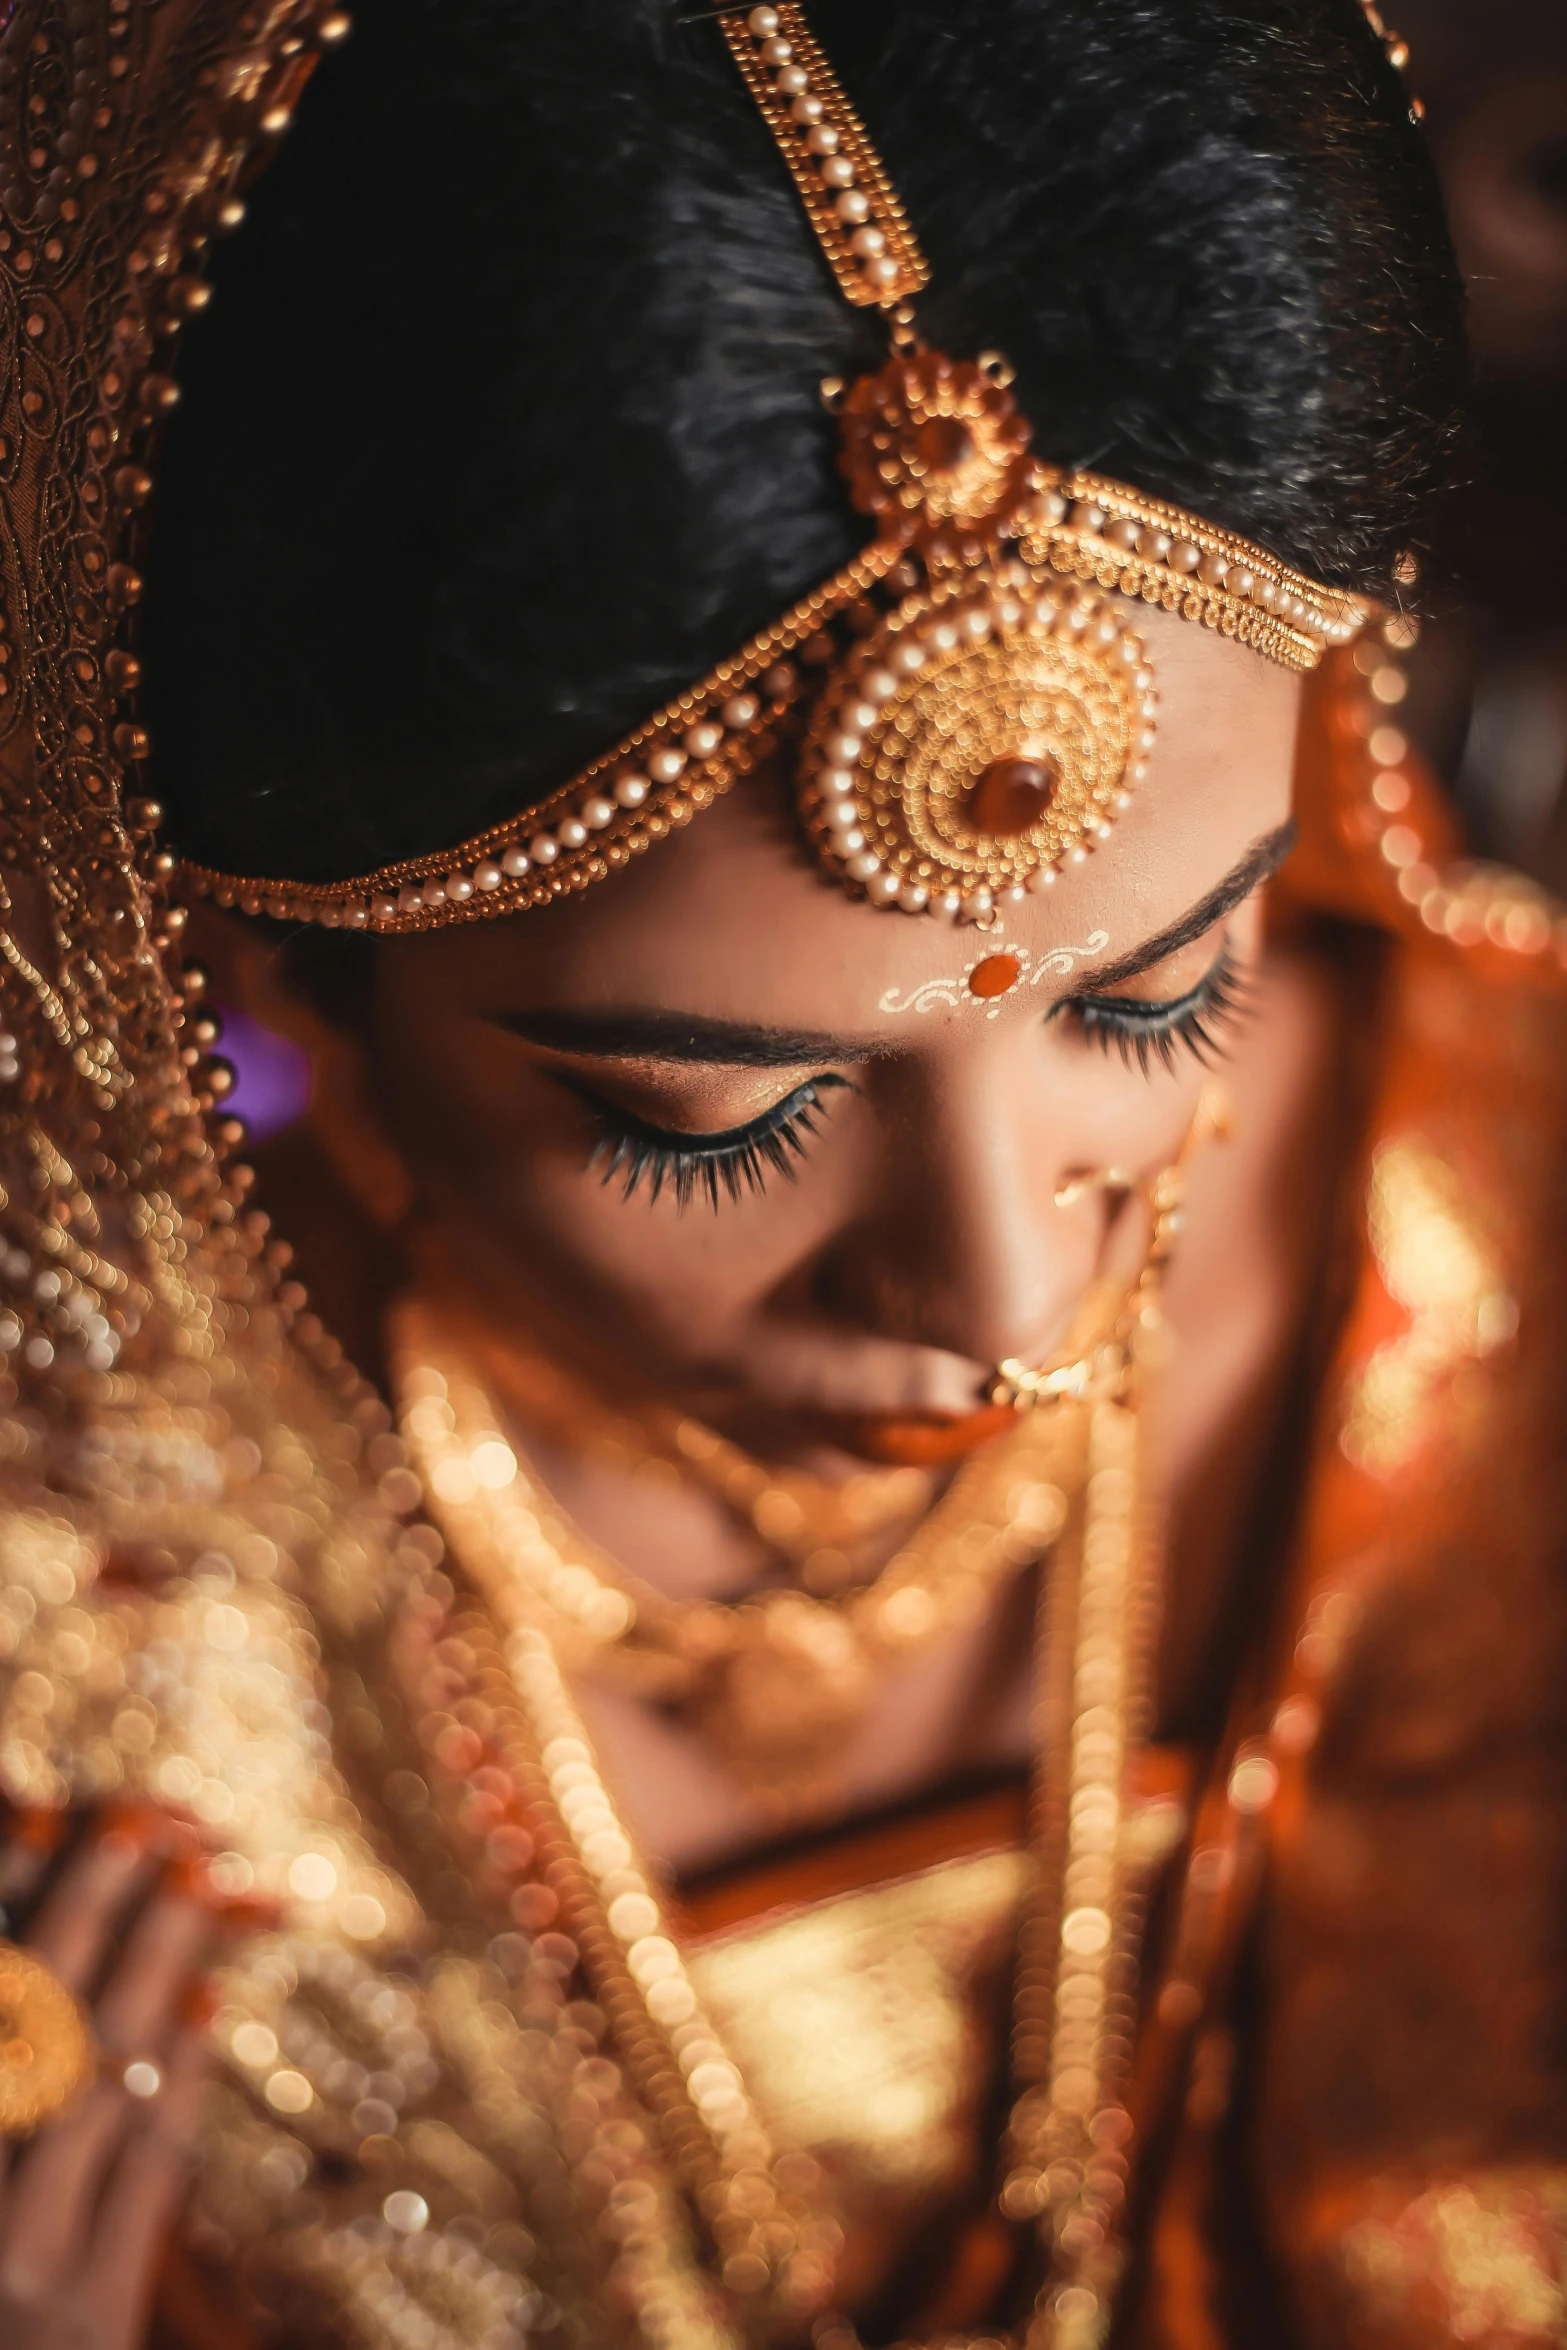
[359,680,784,926]
[742,7,899,293]
[725,5,925,307]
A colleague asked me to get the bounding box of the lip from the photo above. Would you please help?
[819,1403,1018,1466]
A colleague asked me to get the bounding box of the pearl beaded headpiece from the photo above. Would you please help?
[174,1,1370,937]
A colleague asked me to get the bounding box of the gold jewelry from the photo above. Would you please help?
[1357,1,1422,110]
[391,1294,1069,1815]
[169,3,1367,939]
[666,1414,932,1576]
[994,1082,1232,1410]
[0,1943,96,2136]
[1003,1390,1159,2338]
[1054,1168,1134,1210]
[987,1271,1128,1416]
[440,1305,937,1578]
[405,1352,1157,2341]
[799,561,1152,920]
[714,2,929,311]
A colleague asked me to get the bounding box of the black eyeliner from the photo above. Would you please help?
[1061,947,1254,1075]
[574,1075,853,1213]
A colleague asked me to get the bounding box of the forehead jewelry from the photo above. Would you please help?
[169,4,1368,935]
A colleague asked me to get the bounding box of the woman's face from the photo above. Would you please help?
[350,605,1300,1446]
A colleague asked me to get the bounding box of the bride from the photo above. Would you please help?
[0,1,1561,2345]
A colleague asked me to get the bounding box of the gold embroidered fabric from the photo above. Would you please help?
[1339,1136,1517,1475]
[1340,2173,1567,2346]
[689,1851,1026,2202]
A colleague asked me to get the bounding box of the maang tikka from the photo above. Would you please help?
[172,2,1368,937]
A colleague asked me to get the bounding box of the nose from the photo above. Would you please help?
[813,1044,1110,1372]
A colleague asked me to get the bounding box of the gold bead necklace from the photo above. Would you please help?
[388,1094,1222,2339]
[390,1296,1072,1813]
[397,1354,1160,2347]
[436,1308,941,1586]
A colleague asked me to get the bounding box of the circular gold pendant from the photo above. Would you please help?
[684,1596,877,1808]
[800,560,1155,918]
[0,1941,96,2135]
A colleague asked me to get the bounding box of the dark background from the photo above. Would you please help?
[1396,0,1567,890]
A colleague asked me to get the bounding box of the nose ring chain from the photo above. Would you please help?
[992,1083,1232,1411]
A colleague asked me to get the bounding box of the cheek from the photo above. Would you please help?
[372,1014,866,1335]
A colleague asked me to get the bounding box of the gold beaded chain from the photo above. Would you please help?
[1003,1394,1163,2350]
[394,1345,1158,2347]
[715,4,929,309]
[391,1296,1071,1817]
[176,549,902,932]
[424,1306,941,1580]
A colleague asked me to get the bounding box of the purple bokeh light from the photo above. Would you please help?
[218,1003,312,1139]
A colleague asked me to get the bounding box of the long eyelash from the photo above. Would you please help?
[585,1077,848,1213]
[1066,948,1255,1077]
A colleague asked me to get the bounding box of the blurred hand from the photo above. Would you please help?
[0,1808,225,2350]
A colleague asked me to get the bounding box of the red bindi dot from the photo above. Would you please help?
[968,952,1021,1000]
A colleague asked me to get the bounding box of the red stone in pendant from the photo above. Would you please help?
[912,415,975,477]
[969,755,1056,837]
[968,953,1022,1000]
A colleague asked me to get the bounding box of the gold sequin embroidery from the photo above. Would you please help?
[1341,1137,1517,1476]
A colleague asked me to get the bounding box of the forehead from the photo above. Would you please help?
[385,609,1301,1030]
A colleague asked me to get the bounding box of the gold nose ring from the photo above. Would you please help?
[1052,1167,1135,1210]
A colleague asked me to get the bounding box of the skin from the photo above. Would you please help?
[356,603,1297,1385]
[9,601,1353,2328]
[0,1816,227,2350]
[244,601,1350,1863]
[367,607,1297,1409]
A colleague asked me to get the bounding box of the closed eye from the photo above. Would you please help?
[1058,944,1253,1075]
[566,1074,853,1212]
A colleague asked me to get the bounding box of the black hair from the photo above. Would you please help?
[142,0,1466,882]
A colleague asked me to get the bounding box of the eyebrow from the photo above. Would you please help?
[1072,817,1297,993]
[493,818,1297,1067]
[496,1005,884,1067]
